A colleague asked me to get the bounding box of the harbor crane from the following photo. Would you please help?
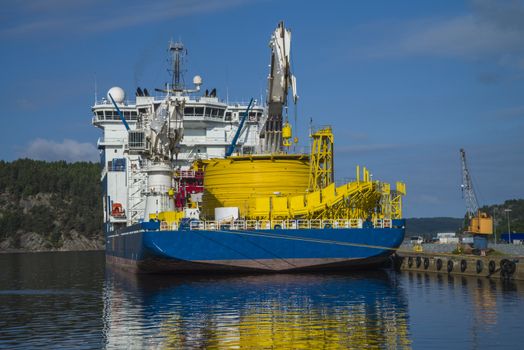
[460,149,493,249]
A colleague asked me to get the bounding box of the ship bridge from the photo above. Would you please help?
[92,91,265,161]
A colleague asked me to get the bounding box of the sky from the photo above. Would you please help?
[0,0,523,218]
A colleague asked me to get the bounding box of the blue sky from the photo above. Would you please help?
[1,0,523,217]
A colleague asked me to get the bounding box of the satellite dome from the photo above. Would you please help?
[193,75,202,86]
[107,86,126,103]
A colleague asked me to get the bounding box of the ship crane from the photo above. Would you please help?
[263,21,298,153]
[460,148,493,249]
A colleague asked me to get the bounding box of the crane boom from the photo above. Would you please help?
[460,148,479,217]
[460,148,493,237]
[226,98,254,157]
[263,21,298,153]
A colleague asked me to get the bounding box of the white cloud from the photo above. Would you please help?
[396,15,522,58]
[22,139,98,162]
[358,0,524,69]
[0,0,250,37]
[493,105,524,120]
[337,144,401,154]
[414,194,441,205]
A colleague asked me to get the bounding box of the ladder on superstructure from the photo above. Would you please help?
[127,159,147,224]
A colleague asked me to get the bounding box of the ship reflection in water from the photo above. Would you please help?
[103,270,412,349]
[2,252,524,349]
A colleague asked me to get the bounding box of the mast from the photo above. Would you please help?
[169,41,185,92]
[156,41,201,96]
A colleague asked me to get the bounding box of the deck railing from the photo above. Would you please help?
[159,218,394,231]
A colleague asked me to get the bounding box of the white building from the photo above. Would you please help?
[436,232,459,244]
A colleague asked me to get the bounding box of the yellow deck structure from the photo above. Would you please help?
[246,166,405,221]
[200,127,406,222]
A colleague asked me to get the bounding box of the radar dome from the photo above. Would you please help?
[193,75,202,86]
[107,86,126,103]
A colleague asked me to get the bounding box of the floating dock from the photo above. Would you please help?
[398,252,524,281]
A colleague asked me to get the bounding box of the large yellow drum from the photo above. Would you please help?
[202,155,310,218]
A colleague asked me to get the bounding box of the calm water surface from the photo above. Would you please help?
[0,251,523,349]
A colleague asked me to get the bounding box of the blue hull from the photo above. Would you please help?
[106,220,405,273]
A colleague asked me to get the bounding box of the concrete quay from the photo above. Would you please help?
[397,250,524,281]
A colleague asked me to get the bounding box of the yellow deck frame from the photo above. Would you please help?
[201,125,406,221]
[308,127,334,191]
[247,166,406,221]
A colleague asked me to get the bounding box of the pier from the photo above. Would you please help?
[398,251,524,281]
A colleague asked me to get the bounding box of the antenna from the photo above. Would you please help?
[309,117,313,151]
[169,41,185,91]
[94,73,98,104]
[225,65,229,104]
[155,41,201,95]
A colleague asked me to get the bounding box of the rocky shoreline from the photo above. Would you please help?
[1,231,104,253]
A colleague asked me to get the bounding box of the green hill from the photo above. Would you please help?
[405,200,524,240]
[0,159,103,251]
[481,199,524,235]
[405,217,463,238]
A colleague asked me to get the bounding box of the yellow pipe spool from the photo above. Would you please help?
[202,154,310,218]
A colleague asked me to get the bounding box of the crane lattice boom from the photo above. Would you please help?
[460,148,479,217]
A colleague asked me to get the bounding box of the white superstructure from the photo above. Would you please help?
[93,22,296,232]
[93,89,265,228]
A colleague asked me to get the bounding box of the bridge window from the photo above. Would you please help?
[194,107,204,116]
[104,110,118,120]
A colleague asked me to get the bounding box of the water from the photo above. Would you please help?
[1,252,523,349]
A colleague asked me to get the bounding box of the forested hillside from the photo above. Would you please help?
[481,199,524,234]
[405,217,463,238]
[406,200,524,239]
[0,159,103,251]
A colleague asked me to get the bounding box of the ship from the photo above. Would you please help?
[92,22,406,273]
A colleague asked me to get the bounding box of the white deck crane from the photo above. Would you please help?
[262,21,298,153]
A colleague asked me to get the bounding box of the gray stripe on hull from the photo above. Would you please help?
[107,254,391,274]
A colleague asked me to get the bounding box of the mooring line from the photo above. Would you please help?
[214,229,399,252]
